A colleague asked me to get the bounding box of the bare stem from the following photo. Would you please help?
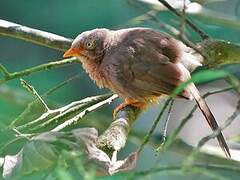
[20,79,50,111]
[0,64,10,77]
[138,98,172,152]
[0,57,79,85]
[10,74,81,127]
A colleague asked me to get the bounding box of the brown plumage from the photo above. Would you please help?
[64,27,230,157]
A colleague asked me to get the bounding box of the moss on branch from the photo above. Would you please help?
[97,105,141,155]
[199,39,240,68]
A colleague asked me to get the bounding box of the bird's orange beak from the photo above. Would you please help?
[63,48,81,58]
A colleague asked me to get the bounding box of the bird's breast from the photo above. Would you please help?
[81,61,110,88]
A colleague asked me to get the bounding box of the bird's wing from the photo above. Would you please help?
[104,30,192,100]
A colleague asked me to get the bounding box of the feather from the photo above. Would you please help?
[189,83,231,158]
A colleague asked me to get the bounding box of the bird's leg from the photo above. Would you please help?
[113,98,146,118]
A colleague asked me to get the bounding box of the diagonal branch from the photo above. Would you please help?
[15,93,116,132]
[10,73,82,127]
[0,19,72,51]
[0,64,10,77]
[20,78,50,111]
[138,98,172,152]
[158,0,209,40]
[51,94,118,132]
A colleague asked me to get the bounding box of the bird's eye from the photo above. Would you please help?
[85,40,96,50]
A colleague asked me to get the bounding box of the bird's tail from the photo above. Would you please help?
[188,84,231,158]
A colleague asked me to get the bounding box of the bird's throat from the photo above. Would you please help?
[81,60,108,89]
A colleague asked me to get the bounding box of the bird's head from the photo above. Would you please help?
[63,28,111,63]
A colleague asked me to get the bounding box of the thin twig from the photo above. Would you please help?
[184,100,240,166]
[0,64,10,77]
[0,57,80,85]
[20,79,50,111]
[159,86,234,151]
[159,99,174,145]
[10,74,81,127]
[51,94,118,132]
[138,98,172,152]
[16,93,115,131]
[139,9,210,63]
[179,0,186,39]
[158,0,209,40]
[44,73,82,96]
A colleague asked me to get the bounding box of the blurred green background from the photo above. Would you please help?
[1,0,240,179]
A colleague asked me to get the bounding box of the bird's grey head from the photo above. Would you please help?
[64,28,111,63]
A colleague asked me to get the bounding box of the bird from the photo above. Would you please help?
[63,27,230,158]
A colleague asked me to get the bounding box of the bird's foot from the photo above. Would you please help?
[113,99,146,118]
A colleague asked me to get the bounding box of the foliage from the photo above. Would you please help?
[1,0,240,179]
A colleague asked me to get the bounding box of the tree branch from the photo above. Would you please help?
[97,105,141,155]
[0,19,72,51]
[51,94,118,132]
[0,57,80,85]
[10,73,81,127]
[15,92,117,132]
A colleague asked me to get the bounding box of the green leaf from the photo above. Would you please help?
[2,140,58,178]
[0,128,98,178]
[173,69,229,96]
